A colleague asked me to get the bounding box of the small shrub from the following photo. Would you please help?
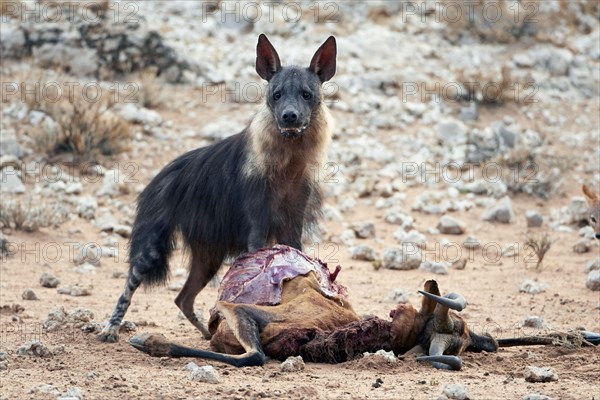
[23,75,132,162]
[524,233,554,270]
[136,68,166,109]
[0,195,68,232]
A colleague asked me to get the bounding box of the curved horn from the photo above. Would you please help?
[418,291,467,311]
[417,335,462,370]
[416,355,462,371]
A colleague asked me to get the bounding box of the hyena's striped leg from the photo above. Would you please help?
[98,269,142,343]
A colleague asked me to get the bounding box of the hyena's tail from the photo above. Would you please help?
[128,216,176,288]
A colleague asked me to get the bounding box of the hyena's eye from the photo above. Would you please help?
[273,91,281,101]
[302,91,312,100]
[591,216,597,224]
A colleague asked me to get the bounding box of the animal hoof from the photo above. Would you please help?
[129,333,171,357]
[97,331,119,343]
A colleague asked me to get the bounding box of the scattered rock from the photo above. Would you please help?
[280,355,306,372]
[419,260,449,275]
[573,239,591,254]
[382,247,422,270]
[523,394,557,400]
[21,288,38,300]
[39,272,60,288]
[482,196,514,223]
[44,307,95,331]
[0,167,25,194]
[388,288,409,304]
[568,197,588,224]
[523,316,545,329]
[58,284,92,297]
[187,363,219,383]
[586,270,600,291]
[351,221,376,239]
[350,245,378,261]
[58,387,84,400]
[363,350,397,363]
[452,258,468,270]
[113,224,132,238]
[384,210,413,228]
[437,215,466,235]
[29,384,60,396]
[76,196,98,220]
[462,236,480,249]
[579,226,596,240]
[442,383,469,400]
[526,211,544,228]
[75,263,97,274]
[524,366,559,383]
[119,103,163,127]
[16,340,52,357]
[519,279,548,294]
[585,258,600,272]
[393,229,427,248]
[74,243,102,266]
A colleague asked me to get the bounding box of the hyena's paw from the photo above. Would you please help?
[97,325,120,343]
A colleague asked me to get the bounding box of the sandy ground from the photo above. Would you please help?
[1,83,600,400]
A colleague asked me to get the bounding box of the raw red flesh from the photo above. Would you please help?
[214,244,349,306]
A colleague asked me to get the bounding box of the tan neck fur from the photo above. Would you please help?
[245,101,334,180]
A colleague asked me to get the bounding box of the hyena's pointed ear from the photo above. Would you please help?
[582,184,598,203]
[309,36,337,83]
[256,34,281,81]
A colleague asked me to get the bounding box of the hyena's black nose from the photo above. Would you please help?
[282,110,298,124]
[595,232,600,239]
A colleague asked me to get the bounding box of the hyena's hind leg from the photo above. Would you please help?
[98,223,173,343]
[174,247,224,340]
[98,267,143,342]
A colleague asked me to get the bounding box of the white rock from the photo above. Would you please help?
[382,246,421,270]
[350,245,378,261]
[526,210,544,228]
[585,258,600,272]
[76,196,98,220]
[74,244,102,266]
[39,272,60,288]
[29,384,60,396]
[21,288,38,300]
[388,288,409,304]
[119,103,163,126]
[524,366,559,382]
[419,260,449,275]
[280,355,305,372]
[482,196,514,223]
[189,365,219,383]
[523,394,557,400]
[57,284,92,296]
[586,270,600,291]
[519,279,548,294]
[0,167,25,194]
[437,215,466,235]
[442,383,469,400]
[351,221,376,239]
[363,349,397,363]
[16,340,51,357]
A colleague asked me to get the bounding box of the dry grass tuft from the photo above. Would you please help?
[524,233,554,270]
[0,195,68,232]
[136,68,166,109]
[20,72,132,162]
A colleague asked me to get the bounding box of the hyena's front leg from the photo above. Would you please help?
[98,269,142,342]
